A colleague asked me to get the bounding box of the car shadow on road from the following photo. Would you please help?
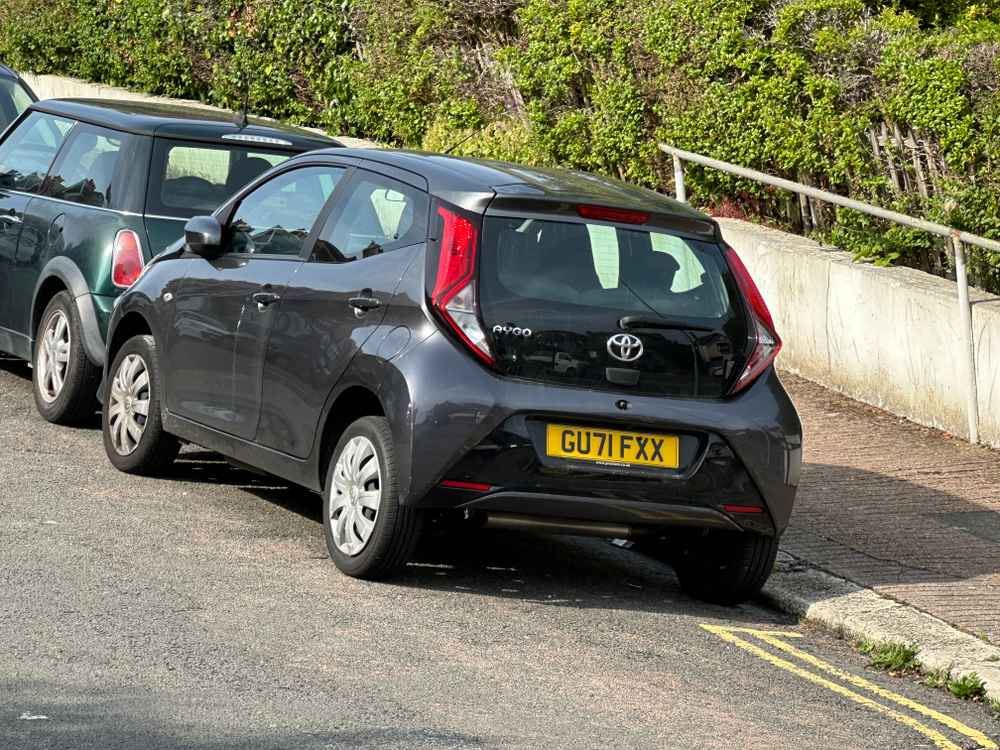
[169,449,324,524]
[1,681,489,750]
[0,355,30,380]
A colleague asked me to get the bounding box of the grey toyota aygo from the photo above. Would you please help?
[100,148,802,604]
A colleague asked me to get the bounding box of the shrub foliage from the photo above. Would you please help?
[2,0,999,290]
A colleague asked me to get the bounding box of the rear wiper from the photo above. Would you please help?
[618,315,715,333]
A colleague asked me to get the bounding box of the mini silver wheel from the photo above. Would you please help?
[329,435,382,556]
[107,353,150,456]
[35,309,70,404]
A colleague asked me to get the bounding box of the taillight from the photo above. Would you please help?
[431,206,493,365]
[112,229,144,288]
[725,245,781,394]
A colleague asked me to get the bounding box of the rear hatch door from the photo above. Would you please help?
[478,207,748,398]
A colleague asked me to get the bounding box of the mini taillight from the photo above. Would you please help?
[577,204,650,225]
[431,206,493,366]
[112,229,144,288]
[725,245,781,394]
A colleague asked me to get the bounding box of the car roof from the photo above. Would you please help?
[30,98,340,151]
[301,147,713,228]
[0,63,17,79]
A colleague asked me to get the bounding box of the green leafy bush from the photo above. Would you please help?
[1,0,999,291]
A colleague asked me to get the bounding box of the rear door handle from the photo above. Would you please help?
[348,291,382,315]
[252,291,281,311]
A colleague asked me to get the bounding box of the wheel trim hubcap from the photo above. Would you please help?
[330,436,382,556]
[36,310,71,403]
[108,353,150,456]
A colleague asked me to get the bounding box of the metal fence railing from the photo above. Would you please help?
[660,143,1000,445]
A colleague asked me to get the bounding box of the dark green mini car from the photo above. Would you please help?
[0,98,339,423]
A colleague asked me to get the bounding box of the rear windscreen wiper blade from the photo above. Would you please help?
[618,315,715,333]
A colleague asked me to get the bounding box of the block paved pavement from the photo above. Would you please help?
[781,371,1000,643]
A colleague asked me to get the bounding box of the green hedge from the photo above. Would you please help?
[2,0,999,291]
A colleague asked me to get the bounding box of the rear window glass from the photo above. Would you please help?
[482,216,732,321]
[146,139,294,219]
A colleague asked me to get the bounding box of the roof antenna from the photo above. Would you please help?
[443,122,489,155]
[233,78,249,130]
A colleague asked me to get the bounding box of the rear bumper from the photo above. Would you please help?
[390,331,802,534]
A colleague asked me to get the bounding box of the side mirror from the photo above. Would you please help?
[184,216,222,257]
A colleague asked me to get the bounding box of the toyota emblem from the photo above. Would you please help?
[607,333,643,363]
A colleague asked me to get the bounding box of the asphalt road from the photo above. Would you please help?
[1,358,997,750]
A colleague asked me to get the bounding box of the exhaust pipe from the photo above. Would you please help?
[483,513,643,539]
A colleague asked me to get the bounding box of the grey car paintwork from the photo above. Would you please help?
[105,149,802,535]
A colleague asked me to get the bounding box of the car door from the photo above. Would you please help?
[166,164,346,439]
[0,111,74,353]
[254,166,430,457]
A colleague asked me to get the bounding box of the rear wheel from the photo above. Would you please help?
[33,291,101,424]
[671,530,779,605]
[323,416,422,580]
[102,334,179,475]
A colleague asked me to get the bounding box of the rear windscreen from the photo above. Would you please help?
[146,139,294,219]
[481,216,733,321]
[479,216,745,398]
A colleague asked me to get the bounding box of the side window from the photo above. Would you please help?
[43,125,125,208]
[311,172,428,263]
[0,79,34,131]
[228,166,344,257]
[0,112,74,193]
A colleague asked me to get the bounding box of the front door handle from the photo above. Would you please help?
[348,290,382,315]
[0,214,21,225]
[252,291,281,311]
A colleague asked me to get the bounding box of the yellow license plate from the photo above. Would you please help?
[545,424,680,469]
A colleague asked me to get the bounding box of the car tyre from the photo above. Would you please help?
[33,291,102,424]
[323,416,422,580]
[102,334,179,475]
[672,530,779,605]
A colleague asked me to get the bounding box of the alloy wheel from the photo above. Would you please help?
[330,436,382,556]
[35,310,71,403]
[107,353,150,456]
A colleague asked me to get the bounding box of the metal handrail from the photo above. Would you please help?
[660,142,985,444]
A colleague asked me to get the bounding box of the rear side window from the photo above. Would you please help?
[0,111,73,193]
[483,216,731,321]
[43,125,127,209]
[146,139,295,219]
[311,172,428,263]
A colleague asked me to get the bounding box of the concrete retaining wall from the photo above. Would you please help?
[718,218,1000,448]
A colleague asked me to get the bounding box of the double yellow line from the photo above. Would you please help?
[701,625,997,750]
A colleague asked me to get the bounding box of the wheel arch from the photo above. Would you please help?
[31,258,105,366]
[316,384,386,491]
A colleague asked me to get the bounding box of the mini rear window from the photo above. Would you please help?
[146,138,294,219]
[481,216,732,322]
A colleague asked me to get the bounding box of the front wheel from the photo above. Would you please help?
[323,416,422,580]
[102,334,179,475]
[671,530,779,605]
